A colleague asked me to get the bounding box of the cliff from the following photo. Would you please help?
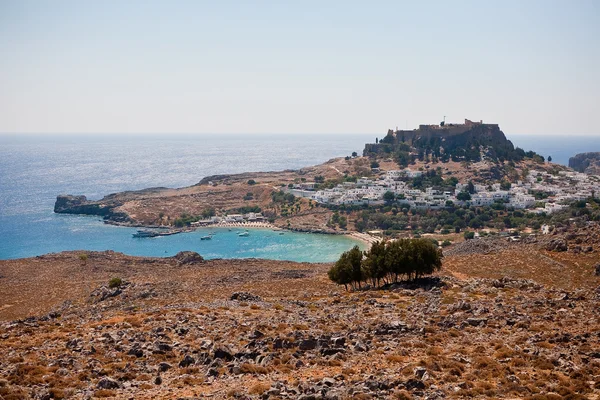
[569,152,600,175]
[364,121,522,163]
[54,194,132,223]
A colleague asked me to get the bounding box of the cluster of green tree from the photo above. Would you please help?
[271,190,296,204]
[237,205,261,214]
[328,239,442,290]
[173,208,216,227]
[409,169,445,188]
[328,211,347,229]
[337,202,546,235]
[280,202,301,217]
[173,213,201,227]
[373,131,545,166]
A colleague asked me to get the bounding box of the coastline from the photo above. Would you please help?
[347,232,379,249]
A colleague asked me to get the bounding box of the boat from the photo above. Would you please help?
[132,230,159,238]
[201,235,212,240]
[279,232,285,235]
[238,231,249,237]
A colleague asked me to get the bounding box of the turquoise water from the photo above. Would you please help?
[2,216,363,262]
[0,134,372,261]
[0,133,596,261]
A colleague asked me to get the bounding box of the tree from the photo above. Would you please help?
[328,239,442,289]
[383,191,395,204]
[467,181,476,194]
[363,241,387,287]
[370,161,380,169]
[500,180,511,191]
[457,191,471,201]
[328,256,353,291]
[247,179,256,185]
[548,156,552,162]
[352,151,358,157]
[463,231,475,240]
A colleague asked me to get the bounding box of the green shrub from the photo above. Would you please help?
[108,277,122,288]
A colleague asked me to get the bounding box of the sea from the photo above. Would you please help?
[0,133,598,261]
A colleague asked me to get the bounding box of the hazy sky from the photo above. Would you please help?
[1,0,598,135]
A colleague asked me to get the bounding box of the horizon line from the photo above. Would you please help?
[0,131,599,137]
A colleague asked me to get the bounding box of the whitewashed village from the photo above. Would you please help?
[286,168,600,214]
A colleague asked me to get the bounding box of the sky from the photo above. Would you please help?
[0,0,598,135]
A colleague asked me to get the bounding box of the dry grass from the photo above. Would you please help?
[248,382,271,395]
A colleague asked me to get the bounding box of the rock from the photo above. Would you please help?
[376,320,408,335]
[414,367,427,379]
[321,348,345,356]
[158,362,172,372]
[569,152,600,175]
[128,347,144,357]
[97,377,121,389]
[178,355,195,368]
[299,338,318,351]
[353,342,368,352]
[298,395,317,400]
[405,378,426,390]
[250,330,265,339]
[546,239,568,252]
[154,376,162,385]
[466,317,488,327]
[153,341,172,353]
[172,251,204,264]
[322,377,336,386]
[230,292,262,302]
[331,336,346,347]
[595,264,600,276]
[213,345,234,360]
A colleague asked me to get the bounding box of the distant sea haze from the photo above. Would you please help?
[0,133,597,260]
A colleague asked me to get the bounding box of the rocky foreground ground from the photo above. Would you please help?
[1,242,599,400]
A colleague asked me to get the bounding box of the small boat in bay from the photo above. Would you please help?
[132,230,159,238]
[201,235,212,240]
[238,231,249,237]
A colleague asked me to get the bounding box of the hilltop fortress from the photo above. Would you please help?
[364,118,518,163]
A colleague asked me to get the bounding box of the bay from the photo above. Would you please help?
[0,133,597,261]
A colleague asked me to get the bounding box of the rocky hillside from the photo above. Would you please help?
[1,243,599,399]
[363,123,530,164]
[569,152,600,175]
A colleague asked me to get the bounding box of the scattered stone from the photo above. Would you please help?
[230,292,262,302]
[97,377,121,390]
[178,355,195,368]
[298,338,318,351]
[158,362,172,372]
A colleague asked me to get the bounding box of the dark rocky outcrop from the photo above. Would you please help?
[54,194,131,223]
[364,122,525,163]
[569,152,600,175]
[172,251,204,264]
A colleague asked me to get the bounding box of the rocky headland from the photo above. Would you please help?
[569,153,600,176]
